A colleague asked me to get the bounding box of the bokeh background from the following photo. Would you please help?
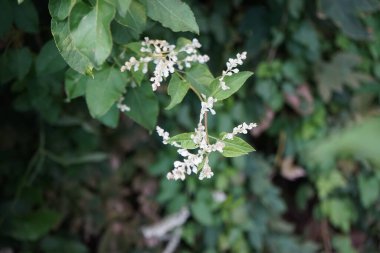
[1,0,380,252]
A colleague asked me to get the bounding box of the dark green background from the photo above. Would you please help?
[1,0,380,252]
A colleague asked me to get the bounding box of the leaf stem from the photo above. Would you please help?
[175,70,204,102]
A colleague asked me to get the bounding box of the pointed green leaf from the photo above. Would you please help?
[85,67,126,118]
[168,132,197,149]
[166,73,189,110]
[146,0,199,34]
[36,40,67,75]
[69,0,115,66]
[49,0,76,20]
[9,47,33,80]
[321,198,357,232]
[332,235,357,253]
[124,83,159,131]
[316,171,346,199]
[185,64,214,96]
[211,71,253,100]
[320,0,380,40]
[191,201,214,226]
[8,209,62,241]
[97,104,120,128]
[315,53,372,102]
[358,174,379,208]
[65,69,87,100]
[221,137,255,157]
[115,1,146,39]
[114,0,132,16]
[13,0,39,33]
[51,19,94,74]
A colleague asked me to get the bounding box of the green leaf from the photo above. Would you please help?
[358,174,379,208]
[124,83,159,131]
[69,0,115,66]
[321,198,357,232]
[288,0,304,19]
[221,136,255,157]
[332,235,357,253]
[115,1,146,39]
[9,48,33,80]
[166,73,189,109]
[8,209,62,241]
[0,0,13,38]
[13,0,39,33]
[190,201,214,226]
[41,236,88,253]
[48,0,76,20]
[85,67,126,118]
[176,37,192,48]
[316,171,346,199]
[320,0,380,40]
[64,68,87,100]
[146,0,199,34]
[36,40,67,75]
[125,41,142,54]
[315,53,372,102]
[111,21,133,44]
[168,133,197,149]
[51,19,94,74]
[0,52,15,83]
[29,77,62,123]
[255,79,284,111]
[96,104,120,128]
[211,71,253,100]
[113,0,132,17]
[185,64,214,96]
[306,117,380,169]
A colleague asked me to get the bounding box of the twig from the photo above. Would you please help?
[141,207,189,239]
[162,228,182,253]
[321,219,333,253]
[274,131,286,167]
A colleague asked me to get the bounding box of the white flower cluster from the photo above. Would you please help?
[223,122,257,140]
[157,94,256,181]
[157,95,223,181]
[121,37,209,91]
[219,52,247,90]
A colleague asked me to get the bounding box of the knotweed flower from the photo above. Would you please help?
[157,94,256,181]
[121,37,209,91]
[219,51,247,90]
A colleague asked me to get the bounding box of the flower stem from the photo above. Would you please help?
[204,111,209,144]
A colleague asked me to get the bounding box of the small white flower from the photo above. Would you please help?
[121,37,209,91]
[223,122,257,140]
[156,126,170,144]
[199,157,213,180]
[117,96,130,112]
[219,51,247,90]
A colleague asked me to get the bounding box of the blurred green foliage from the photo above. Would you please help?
[1,0,380,252]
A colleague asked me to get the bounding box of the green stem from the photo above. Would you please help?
[41,150,68,166]
[204,111,209,144]
[175,70,204,102]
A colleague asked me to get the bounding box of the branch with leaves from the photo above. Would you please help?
[120,38,256,180]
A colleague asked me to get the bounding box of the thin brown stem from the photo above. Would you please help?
[204,111,209,144]
[321,219,333,253]
[275,131,286,167]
